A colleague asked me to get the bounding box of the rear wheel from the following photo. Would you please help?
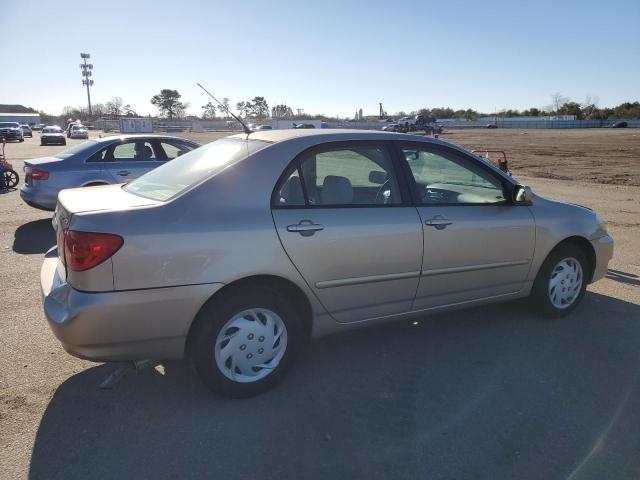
[530,244,588,317]
[191,286,302,398]
[3,170,19,188]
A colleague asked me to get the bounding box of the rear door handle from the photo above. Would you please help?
[287,220,324,236]
[425,216,453,230]
[117,170,130,176]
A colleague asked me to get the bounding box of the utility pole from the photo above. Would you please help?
[80,53,94,115]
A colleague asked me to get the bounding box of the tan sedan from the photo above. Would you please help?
[41,130,613,397]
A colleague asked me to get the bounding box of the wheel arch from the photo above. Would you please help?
[548,236,596,283]
[185,274,313,356]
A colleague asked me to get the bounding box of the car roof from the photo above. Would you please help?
[230,128,442,145]
[93,134,199,144]
[229,128,516,184]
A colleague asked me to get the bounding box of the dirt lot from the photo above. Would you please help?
[1,129,639,479]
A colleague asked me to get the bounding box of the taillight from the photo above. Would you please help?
[63,230,123,272]
[28,168,49,181]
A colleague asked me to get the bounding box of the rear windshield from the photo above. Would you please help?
[0,122,19,128]
[124,137,270,201]
[53,140,97,159]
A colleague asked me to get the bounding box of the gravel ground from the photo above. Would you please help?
[0,130,639,479]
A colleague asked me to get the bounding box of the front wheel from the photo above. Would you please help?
[530,244,588,317]
[190,286,302,398]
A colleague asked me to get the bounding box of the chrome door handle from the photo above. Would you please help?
[425,216,452,230]
[287,220,324,236]
[117,170,130,176]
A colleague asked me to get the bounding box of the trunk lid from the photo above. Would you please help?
[24,156,65,168]
[57,184,161,215]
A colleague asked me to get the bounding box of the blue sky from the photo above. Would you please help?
[1,0,638,117]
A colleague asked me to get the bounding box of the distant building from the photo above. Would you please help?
[0,112,41,125]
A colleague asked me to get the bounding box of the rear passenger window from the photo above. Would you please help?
[112,142,137,161]
[299,144,401,206]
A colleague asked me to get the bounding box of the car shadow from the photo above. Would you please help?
[13,219,55,254]
[606,269,640,286]
[29,292,640,480]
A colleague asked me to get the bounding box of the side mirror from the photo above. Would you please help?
[368,170,388,185]
[514,184,533,203]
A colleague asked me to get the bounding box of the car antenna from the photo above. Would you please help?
[196,82,252,136]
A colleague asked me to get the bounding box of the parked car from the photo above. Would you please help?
[398,116,417,128]
[294,123,315,129]
[253,125,273,131]
[382,123,399,131]
[0,122,25,142]
[611,121,628,128]
[21,135,199,210]
[69,124,89,139]
[40,126,66,146]
[20,124,33,137]
[39,130,614,398]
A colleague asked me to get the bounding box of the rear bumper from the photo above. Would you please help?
[20,184,57,211]
[41,249,224,361]
[590,234,614,282]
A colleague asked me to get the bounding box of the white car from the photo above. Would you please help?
[69,125,89,139]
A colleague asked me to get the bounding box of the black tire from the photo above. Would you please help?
[190,286,302,398]
[19,138,24,142]
[530,243,589,318]
[3,170,19,188]
[62,141,66,145]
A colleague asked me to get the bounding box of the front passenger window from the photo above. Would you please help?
[402,147,506,205]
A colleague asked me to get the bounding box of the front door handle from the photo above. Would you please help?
[117,170,130,176]
[425,216,453,230]
[287,220,324,236]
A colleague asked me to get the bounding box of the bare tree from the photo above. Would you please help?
[201,101,217,119]
[550,92,570,113]
[106,96,124,117]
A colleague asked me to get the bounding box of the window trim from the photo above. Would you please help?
[271,140,413,209]
[392,141,517,207]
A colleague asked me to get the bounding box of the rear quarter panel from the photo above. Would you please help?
[78,143,328,319]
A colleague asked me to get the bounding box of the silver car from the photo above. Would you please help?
[69,125,89,139]
[40,129,613,397]
[21,134,199,210]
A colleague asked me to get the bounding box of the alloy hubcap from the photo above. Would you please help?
[214,308,287,383]
[548,257,583,309]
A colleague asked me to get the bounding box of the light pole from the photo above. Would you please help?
[80,53,94,115]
